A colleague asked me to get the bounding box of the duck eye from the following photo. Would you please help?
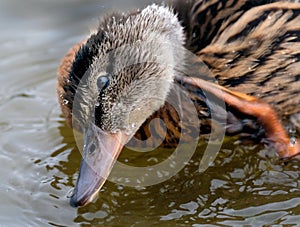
[97,75,110,91]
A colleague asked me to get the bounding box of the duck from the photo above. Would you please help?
[57,0,300,207]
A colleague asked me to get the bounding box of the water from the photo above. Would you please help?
[1,0,300,226]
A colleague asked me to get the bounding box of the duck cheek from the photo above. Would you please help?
[70,123,128,207]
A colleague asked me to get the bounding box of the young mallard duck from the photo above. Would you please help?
[57,0,300,207]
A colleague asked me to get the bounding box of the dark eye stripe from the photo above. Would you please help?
[97,75,110,91]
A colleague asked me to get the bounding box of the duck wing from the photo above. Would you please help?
[195,2,300,117]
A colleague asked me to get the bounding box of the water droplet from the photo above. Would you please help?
[66,189,74,198]
[131,123,136,128]
[290,137,297,145]
[95,101,100,107]
[63,99,69,105]
[289,128,296,134]
[111,128,120,134]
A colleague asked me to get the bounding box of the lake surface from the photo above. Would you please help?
[1,0,300,226]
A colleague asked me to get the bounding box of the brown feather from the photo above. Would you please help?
[57,0,300,154]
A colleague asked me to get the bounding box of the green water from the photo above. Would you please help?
[1,0,300,225]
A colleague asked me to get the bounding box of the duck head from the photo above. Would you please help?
[58,5,185,207]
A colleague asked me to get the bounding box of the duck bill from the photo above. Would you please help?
[70,123,128,207]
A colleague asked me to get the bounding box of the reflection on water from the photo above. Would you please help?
[0,0,300,225]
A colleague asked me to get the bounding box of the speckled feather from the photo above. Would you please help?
[171,0,300,117]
